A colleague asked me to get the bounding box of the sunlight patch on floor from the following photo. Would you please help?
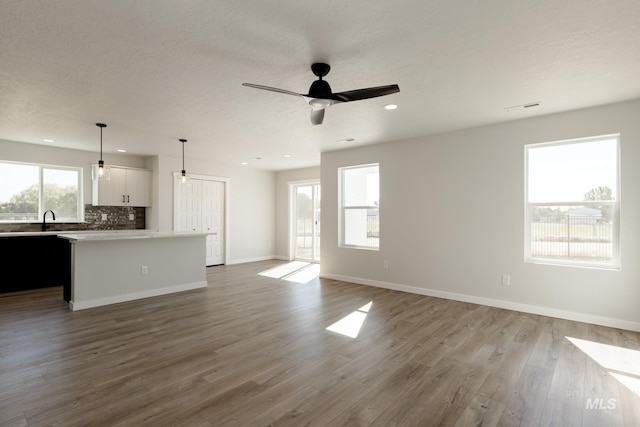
[258,261,310,278]
[258,261,319,284]
[326,301,373,339]
[609,372,640,398]
[567,336,640,397]
[285,263,320,284]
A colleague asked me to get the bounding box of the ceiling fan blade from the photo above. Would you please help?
[331,84,400,102]
[310,108,325,125]
[242,83,303,98]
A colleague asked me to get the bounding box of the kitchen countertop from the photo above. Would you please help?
[0,231,63,237]
[0,229,141,238]
[59,230,209,242]
[0,230,209,241]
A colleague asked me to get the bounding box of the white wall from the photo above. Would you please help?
[0,139,147,205]
[274,166,320,259]
[151,155,276,264]
[321,99,640,331]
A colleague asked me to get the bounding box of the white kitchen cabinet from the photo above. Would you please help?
[92,165,151,207]
[123,168,151,206]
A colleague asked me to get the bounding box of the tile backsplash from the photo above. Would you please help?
[0,205,145,233]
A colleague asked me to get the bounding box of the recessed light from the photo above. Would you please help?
[384,104,398,110]
[42,138,55,143]
[240,161,248,165]
[117,149,127,153]
[282,154,292,158]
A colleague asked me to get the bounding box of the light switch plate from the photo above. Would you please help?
[101,213,107,221]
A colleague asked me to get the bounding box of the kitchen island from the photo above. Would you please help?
[58,231,208,311]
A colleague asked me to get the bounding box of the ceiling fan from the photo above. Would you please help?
[242,63,400,125]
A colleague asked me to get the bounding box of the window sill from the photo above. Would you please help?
[526,258,620,271]
[339,244,380,251]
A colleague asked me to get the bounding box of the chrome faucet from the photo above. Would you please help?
[42,210,56,231]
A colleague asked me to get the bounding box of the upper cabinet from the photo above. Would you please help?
[92,165,152,207]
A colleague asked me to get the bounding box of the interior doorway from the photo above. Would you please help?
[290,181,320,262]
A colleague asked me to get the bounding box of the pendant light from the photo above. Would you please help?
[92,123,111,181]
[179,138,188,183]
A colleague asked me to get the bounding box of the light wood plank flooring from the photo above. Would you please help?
[1,260,639,426]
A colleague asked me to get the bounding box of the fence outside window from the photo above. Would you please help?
[529,207,614,264]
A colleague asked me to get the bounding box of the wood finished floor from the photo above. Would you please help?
[1,260,640,426]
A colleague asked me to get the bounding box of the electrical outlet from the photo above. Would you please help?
[383,260,389,269]
[141,266,148,275]
[501,274,511,286]
[101,213,107,221]
[129,213,135,221]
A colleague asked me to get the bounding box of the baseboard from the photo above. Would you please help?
[320,273,640,332]
[69,281,208,311]
[226,255,278,265]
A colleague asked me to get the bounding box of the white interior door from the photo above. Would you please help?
[293,182,320,262]
[179,179,201,232]
[175,175,225,266]
[201,180,225,265]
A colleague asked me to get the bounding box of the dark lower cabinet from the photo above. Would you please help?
[0,236,71,300]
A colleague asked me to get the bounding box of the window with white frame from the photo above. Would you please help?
[0,161,83,222]
[340,163,379,249]
[525,134,619,269]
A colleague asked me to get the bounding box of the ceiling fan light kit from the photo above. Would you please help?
[243,63,400,125]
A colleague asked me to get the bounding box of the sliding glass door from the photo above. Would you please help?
[292,182,320,262]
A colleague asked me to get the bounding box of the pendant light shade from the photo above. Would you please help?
[92,123,111,181]
[179,138,188,183]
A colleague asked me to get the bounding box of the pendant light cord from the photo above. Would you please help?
[96,123,107,162]
[179,139,187,172]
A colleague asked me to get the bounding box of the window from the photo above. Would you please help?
[525,135,619,269]
[340,163,379,249]
[0,161,83,222]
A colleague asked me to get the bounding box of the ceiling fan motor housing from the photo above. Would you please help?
[308,79,333,99]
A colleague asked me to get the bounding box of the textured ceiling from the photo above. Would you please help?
[1,1,639,170]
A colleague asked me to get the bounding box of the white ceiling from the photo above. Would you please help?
[1,1,639,171]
